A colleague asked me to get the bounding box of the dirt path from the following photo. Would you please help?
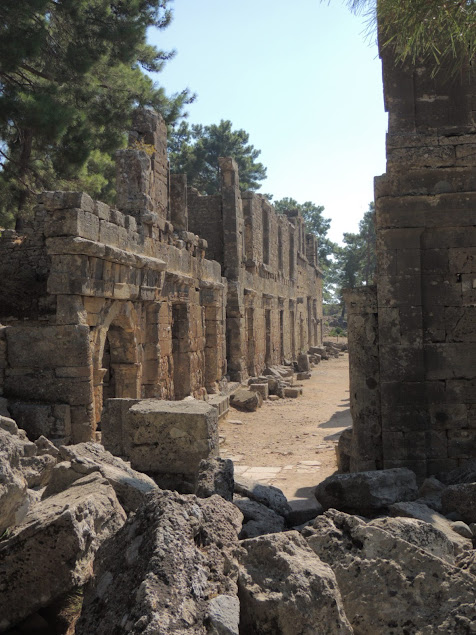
[220,353,351,502]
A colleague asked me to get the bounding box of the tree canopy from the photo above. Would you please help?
[0,0,193,227]
[346,0,476,72]
[168,120,267,195]
[328,202,377,311]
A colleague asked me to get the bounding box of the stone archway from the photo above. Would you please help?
[90,301,142,426]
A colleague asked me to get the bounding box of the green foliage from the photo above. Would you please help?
[0,0,193,227]
[329,202,377,308]
[168,120,267,195]
[329,326,347,337]
[345,0,476,73]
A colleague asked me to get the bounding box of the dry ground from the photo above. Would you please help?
[220,352,351,502]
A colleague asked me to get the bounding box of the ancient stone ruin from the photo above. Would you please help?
[344,46,476,479]
[0,108,322,446]
[2,22,476,635]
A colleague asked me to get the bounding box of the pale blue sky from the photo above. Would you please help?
[148,0,388,244]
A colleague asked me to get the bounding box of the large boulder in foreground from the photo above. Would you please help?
[0,427,30,533]
[315,468,417,514]
[303,510,476,634]
[76,491,243,635]
[0,473,126,631]
[43,442,158,512]
[237,532,352,634]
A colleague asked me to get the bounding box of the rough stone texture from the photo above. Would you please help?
[19,453,57,488]
[0,473,126,631]
[230,388,262,412]
[206,594,240,635]
[42,441,158,513]
[195,457,234,502]
[345,35,476,477]
[441,482,476,524]
[438,459,476,486]
[76,490,243,635]
[234,497,285,538]
[0,108,322,445]
[234,477,291,518]
[287,497,323,527]
[388,500,472,554]
[0,428,30,533]
[237,531,352,634]
[315,467,418,514]
[124,399,218,488]
[304,509,476,634]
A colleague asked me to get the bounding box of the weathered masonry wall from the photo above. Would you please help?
[0,108,323,444]
[188,160,324,381]
[346,47,476,478]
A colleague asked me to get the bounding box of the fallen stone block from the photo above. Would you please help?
[101,398,140,457]
[296,353,310,372]
[19,453,57,488]
[389,500,472,554]
[234,497,285,538]
[230,388,262,412]
[195,457,234,502]
[34,435,60,458]
[206,594,240,635]
[0,473,126,631]
[296,371,311,380]
[315,467,418,514]
[234,477,291,517]
[238,532,352,634]
[304,509,476,634]
[248,382,269,401]
[287,497,323,527]
[43,442,158,513]
[125,399,219,488]
[441,482,476,524]
[76,491,242,635]
[336,428,352,473]
[0,428,30,533]
[207,393,230,420]
[439,459,476,485]
[283,387,302,398]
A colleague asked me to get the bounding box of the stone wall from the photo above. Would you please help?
[188,159,324,381]
[346,47,476,478]
[0,108,323,444]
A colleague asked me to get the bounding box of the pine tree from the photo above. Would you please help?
[169,120,267,195]
[0,0,193,227]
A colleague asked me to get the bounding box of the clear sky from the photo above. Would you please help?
[148,0,388,245]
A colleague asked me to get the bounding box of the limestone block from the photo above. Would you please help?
[248,382,269,400]
[238,532,352,635]
[234,497,285,538]
[43,442,158,513]
[44,208,99,241]
[284,386,302,398]
[126,399,219,478]
[40,191,94,213]
[0,473,126,631]
[0,429,30,533]
[19,454,57,488]
[388,500,471,554]
[315,467,418,514]
[304,509,476,633]
[101,398,140,457]
[234,477,291,518]
[296,353,310,372]
[76,490,242,635]
[195,457,234,502]
[442,483,476,524]
[230,388,262,412]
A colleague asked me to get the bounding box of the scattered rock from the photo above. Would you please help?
[76,491,242,635]
[287,497,323,527]
[19,453,57,488]
[0,473,126,631]
[43,442,158,513]
[438,459,476,486]
[34,435,60,458]
[450,520,473,539]
[206,594,240,635]
[234,477,291,517]
[0,428,30,533]
[315,467,418,514]
[296,353,310,373]
[234,497,285,538]
[304,509,476,634]
[195,457,234,502]
[389,500,472,554]
[442,482,476,524]
[238,531,352,634]
[230,388,262,412]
